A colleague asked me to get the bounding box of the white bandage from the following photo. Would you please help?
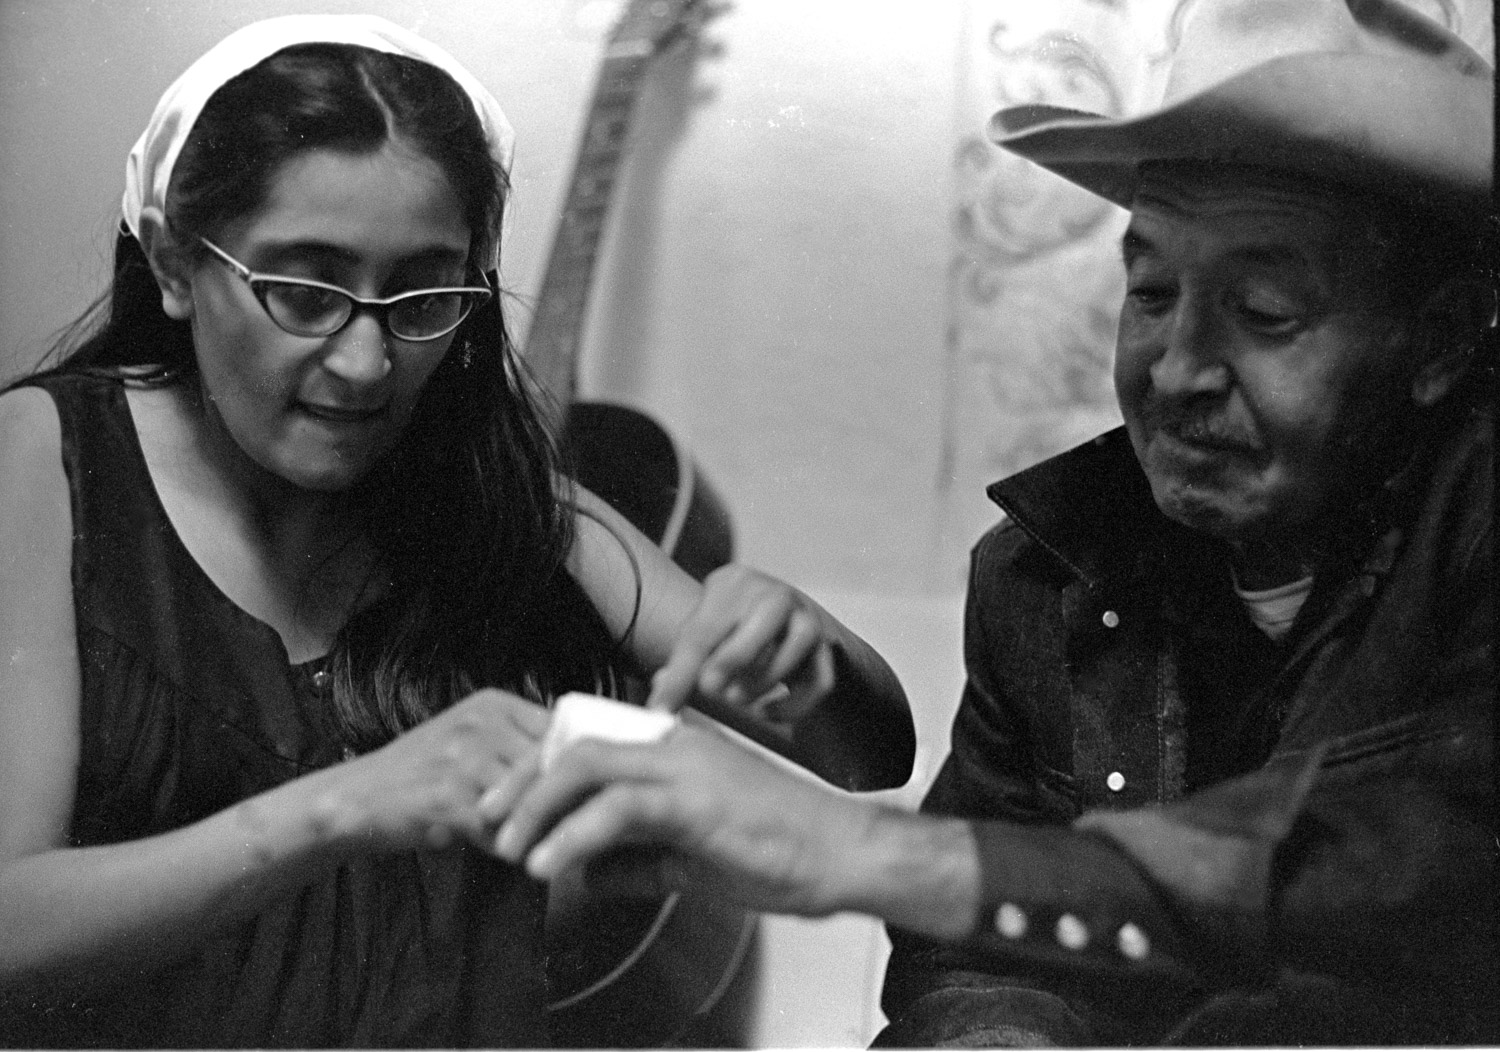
[540,693,679,772]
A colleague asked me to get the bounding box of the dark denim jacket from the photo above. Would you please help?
[878,392,1496,1047]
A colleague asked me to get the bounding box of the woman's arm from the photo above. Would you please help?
[564,484,914,790]
[0,390,544,988]
[0,688,546,988]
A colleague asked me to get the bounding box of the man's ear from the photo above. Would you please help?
[1408,278,1495,408]
[136,207,195,322]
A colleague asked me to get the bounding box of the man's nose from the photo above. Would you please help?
[1151,292,1230,397]
[321,311,391,385]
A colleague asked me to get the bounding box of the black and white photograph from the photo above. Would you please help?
[0,0,1494,1046]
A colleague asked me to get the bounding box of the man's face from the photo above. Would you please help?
[1114,165,1416,550]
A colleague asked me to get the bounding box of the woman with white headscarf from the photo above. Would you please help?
[0,17,913,1046]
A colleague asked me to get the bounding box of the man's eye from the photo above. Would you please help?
[1240,307,1297,330]
[1234,294,1304,335]
[1126,285,1175,313]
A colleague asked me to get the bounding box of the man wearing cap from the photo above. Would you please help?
[489,0,1495,1043]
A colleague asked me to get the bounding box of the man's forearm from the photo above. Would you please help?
[839,807,982,941]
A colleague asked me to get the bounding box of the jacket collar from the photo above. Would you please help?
[985,427,1222,591]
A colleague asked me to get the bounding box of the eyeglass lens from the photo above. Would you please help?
[261,283,479,341]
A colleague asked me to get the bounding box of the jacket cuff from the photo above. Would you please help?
[958,819,1195,983]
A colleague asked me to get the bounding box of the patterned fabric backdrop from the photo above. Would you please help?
[941,0,1494,556]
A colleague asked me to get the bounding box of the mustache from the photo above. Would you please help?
[1140,399,1262,452]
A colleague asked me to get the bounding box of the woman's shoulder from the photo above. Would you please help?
[0,384,64,471]
[1,372,153,515]
[3,372,133,473]
[0,385,70,553]
[8,368,166,450]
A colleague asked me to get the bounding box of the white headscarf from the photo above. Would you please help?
[121,14,515,269]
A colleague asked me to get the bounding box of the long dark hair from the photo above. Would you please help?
[27,44,621,750]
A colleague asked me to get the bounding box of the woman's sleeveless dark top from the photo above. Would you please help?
[5,373,554,1048]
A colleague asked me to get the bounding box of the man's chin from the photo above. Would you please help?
[1149,478,1266,545]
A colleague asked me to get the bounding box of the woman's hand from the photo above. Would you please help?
[645,564,835,725]
[486,720,871,917]
[307,688,549,856]
[0,688,554,985]
[565,487,914,789]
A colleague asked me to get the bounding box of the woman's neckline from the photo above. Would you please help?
[117,378,364,667]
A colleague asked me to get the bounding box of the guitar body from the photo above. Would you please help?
[546,886,757,1048]
[564,401,732,580]
[548,402,756,1048]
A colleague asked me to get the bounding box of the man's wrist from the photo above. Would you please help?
[836,805,981,941]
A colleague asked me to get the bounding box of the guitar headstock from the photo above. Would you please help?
[528,0,728,401]
[607,0,714,58]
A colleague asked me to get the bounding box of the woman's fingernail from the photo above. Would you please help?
[495,821,517,858]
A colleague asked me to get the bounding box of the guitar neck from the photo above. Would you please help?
[525,45,656,406]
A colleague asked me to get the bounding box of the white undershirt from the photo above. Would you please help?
[1233,573,1314,641]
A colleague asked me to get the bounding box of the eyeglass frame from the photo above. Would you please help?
[196,236,493,343]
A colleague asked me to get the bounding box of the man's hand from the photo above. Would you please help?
[485,720,868,916]
[481,719,984,941]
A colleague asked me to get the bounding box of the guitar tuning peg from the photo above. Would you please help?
[679,0,734,36]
